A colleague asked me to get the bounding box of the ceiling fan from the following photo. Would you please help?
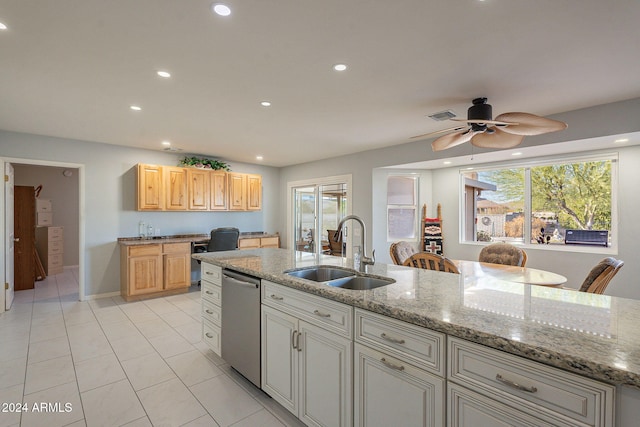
[412,98,568,152]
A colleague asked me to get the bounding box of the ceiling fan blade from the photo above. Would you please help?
[410,125,468,140]
[451,118,514,126]
[495,112,567,136]
[470,128,525,149]
[432,130,478,151]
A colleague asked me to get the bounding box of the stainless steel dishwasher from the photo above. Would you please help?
[221,269,261,388]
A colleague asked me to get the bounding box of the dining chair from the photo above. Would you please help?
[578,257,624,294]
[478,242,527,267]
[326,229,344,256]
[389,241,418,265]
[403,252,460,274]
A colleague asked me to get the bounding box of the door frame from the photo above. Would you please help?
[286,174,352,257]
[0,157,85,312]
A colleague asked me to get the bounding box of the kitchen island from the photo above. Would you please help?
[194,248,640,426]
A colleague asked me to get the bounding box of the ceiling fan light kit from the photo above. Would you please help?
[413,97,568,152]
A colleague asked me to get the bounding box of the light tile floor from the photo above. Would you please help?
[0,267,305,427]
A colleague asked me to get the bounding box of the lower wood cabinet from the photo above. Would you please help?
[262,282,353,427]
[239,235,279,250]
[120,242,191,301]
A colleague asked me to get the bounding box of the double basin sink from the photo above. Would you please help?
[285,266,395,290]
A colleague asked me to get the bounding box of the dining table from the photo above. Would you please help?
[452,259,568,287]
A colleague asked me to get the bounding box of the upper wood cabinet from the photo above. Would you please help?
[210,170,228,211]
[247,174,262,211]
[228,172,247,211]
[136,164,261,212]
[137,164,164,210]
[164,167,188,210]
[187,168,210,210]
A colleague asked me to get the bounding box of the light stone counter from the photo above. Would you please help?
[193,248,640,389]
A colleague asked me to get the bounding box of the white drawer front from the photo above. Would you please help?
[355,308,445,376]
[262,280,353,338]
[202,299,221,326]
[201,280,221,305]
[201,263,222,285]
[203,319,221,357]
[448,338,615,427]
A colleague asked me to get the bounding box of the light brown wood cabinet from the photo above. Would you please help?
[187,168,210,210]
[247,174,262,211]
[228,172,247,211]
[136,164,261,211]
[137,164,164,210]
[238,235,279,250]
[210,170,227,211]
[120,242,191,301]
[165,167,188,210]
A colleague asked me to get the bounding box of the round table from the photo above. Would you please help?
[453,260,567,287]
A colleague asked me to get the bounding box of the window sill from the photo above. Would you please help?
[460,240,617,256]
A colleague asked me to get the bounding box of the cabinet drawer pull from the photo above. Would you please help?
[495,374,538,393]
[292,330,298,349]
[313,309,331,318]
[270,294,284,301]
[205,271,214,275]
[205,333,214,339]
[205,290,214,295]
[380,358,405,371]
[205,309,214,315]
[380,332,405,344]
[296,331,302,352]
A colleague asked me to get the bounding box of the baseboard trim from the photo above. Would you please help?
[84,291,120,300]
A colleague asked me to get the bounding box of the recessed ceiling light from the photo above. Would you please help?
[130,105,142,111]
[212,3,231,16]
[512,152,523,156]
[614,138,629,143]
[157,70,171,78]
[162,141,171,146]
[333,64,348,71]
[256,156,264,161]
[260,101,271,107]
[443,161,452,165]
[0,22,7,30]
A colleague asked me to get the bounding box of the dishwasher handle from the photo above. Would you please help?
[223,274,259,289]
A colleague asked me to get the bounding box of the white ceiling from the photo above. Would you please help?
[1,1,639,167]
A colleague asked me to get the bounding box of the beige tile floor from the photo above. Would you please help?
[0,267,305,427]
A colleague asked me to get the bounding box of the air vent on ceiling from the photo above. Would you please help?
[428,109,457,121]
[163,147,183,152]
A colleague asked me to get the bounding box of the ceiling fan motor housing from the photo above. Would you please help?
[469,97,492,132]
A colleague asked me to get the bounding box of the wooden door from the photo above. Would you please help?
[137,164,164,210]
[210,170,228,210]
[165,167,187,210]
[14,186,35,291]
[247,174,262,211]
[187,169,209,210]
[4,163,15,309]
[228,173,246,210]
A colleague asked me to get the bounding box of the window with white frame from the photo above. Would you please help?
[462,156,615,247]
[387,175,418,241]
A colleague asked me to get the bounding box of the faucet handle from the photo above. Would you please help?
[371,249,376,263]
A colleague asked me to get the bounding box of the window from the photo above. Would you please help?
[462,156,615,247]
[387,176,418,241]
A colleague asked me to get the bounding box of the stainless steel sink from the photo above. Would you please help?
[326,276,395,290]
[285,266,394,290]
[285,267,355,282]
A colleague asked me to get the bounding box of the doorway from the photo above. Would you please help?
[287,175,352,257]
[1,158,84,314]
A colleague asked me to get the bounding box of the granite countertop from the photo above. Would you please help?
[118,234,209,245]
[193,248,640,389]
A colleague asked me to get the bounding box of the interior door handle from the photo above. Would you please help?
[13,238,19,242]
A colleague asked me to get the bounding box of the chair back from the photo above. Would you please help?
[403,252,460,274]
[479,242,527,267]
[327,230,343,255]
[207,227,240,252]
[389,241,418,265]
[579,257,624,294]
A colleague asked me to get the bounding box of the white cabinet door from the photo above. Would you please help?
[354,343,445,427]
[261,305,299,415]
[299,321,352,427]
